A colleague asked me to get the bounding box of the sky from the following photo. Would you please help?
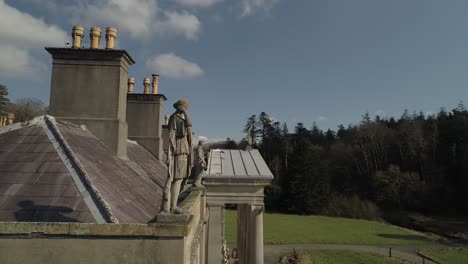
[2,0,468,142]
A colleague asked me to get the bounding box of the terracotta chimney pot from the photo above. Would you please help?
[143,78,151,94]
[105,27,117,49]
[89,26,101,49]
[152,74,159,94]
[127,78,135,93]
[72,25,84,49]
[7,113,14,125]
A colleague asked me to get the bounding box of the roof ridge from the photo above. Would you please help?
[42,115,119,223]
[0,115,46,135]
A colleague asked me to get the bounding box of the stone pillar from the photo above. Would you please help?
[237,204,250,264]
[206,203,224,264]
[199,193,208,264]
[250,203,264,264]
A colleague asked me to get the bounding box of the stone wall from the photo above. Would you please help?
[0,190,206,264]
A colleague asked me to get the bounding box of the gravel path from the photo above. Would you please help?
[263,244,447,264]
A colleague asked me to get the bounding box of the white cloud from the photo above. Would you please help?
[69,0,157,38]
[240,0,280,17]
[0,0,67,79]
[425,111,435,117]
[176,0,222,8]
[64,0,201,40]
[193,136,226,146]
[318,116,328,122]
[374,109,385,116]
[0,45,47,79]
[0,1,67,46]
[146,53,204,78]
[155,11,201,40]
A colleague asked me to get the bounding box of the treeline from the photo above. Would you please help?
[239,106,468,219]
[0,83,47,122]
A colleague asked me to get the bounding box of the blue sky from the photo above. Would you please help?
[2,0,468,142]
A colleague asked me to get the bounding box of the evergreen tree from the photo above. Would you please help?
[0,84,9,114]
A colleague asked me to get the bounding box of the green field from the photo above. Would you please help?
[296,250,412,264]
[224,210,434,245]
[420,248,468,264]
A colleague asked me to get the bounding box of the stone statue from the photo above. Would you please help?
[221,239,230,264]
[161,99,193,214]
[193,140,206,187]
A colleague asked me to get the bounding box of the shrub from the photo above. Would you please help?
[323,193,381,221]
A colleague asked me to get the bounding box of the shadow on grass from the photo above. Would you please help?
[377,233,429,242]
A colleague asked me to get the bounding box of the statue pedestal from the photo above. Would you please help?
[190,186,206,191]
[156,213,191,224]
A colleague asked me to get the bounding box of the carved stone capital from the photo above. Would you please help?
[250,203,264,213]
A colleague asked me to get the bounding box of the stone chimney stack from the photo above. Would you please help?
[89,26,101,49]
[143,78,150,94]
[152,74,159,94]
[126,76,167,161]
[105,27,117,49]
[72,25,84,48]
[127,78,135,93]
[46,26,134,158]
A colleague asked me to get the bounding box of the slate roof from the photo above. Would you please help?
[206,149,273,179]
[0,116,166,223]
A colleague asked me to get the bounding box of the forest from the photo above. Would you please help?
[225,105,468,220]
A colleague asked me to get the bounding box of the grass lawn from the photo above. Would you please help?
[428,216,468,231]
[419,248,468,264]
[296,250,413,264]
[224,210,434,245]
[386,212,468,241]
